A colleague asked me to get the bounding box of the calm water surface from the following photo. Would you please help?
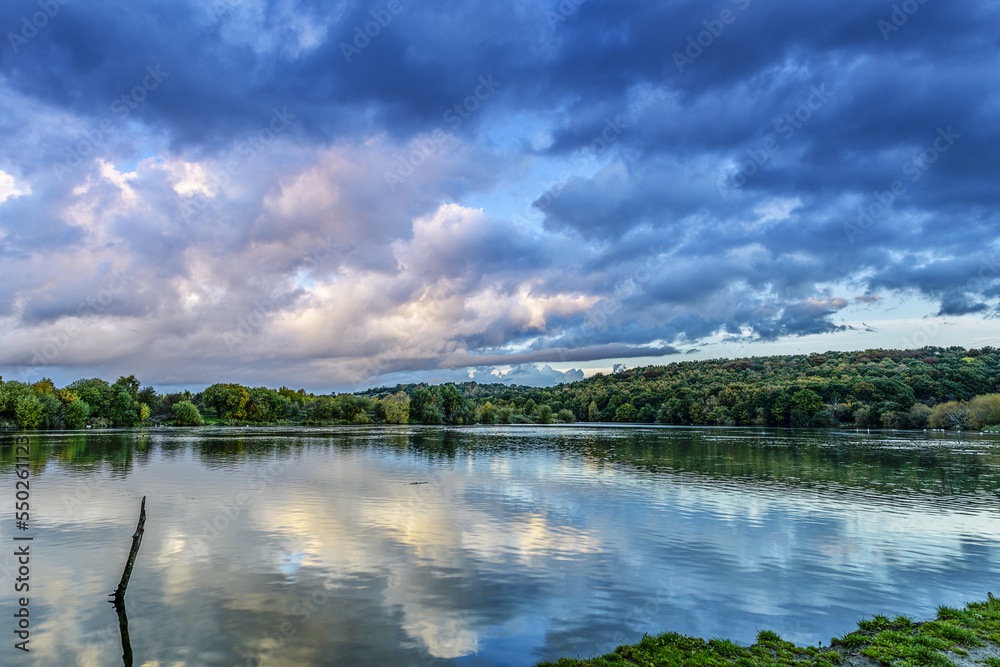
[2,425,999,666]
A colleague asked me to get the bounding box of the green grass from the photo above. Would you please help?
[536,595,1000,667]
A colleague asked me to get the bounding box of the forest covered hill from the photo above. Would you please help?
[2,346,999,430]
[360,345,1000,429]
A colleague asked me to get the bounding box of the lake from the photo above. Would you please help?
[2,425,999,666]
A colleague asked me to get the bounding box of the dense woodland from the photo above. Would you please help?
[2,346,999,431]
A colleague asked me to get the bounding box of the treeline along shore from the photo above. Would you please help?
[1,345,999,431]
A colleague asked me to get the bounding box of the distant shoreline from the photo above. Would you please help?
[4,421,1000,434]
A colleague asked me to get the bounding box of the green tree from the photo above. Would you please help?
[708,406,734,426]
[480,401,496,425]
[63,399,91,429]
[588,401,599,421]
[15,394,44,428]
[383,392,410,424]
[771,393,793,426]
[246,387,284,422]
[173,400,204,426]
[203,383,250,421]
[307,397,336,422]
[907,403,933,429]
[792,389,824,418]
[438,384,472,424]
[811,410,837,428]
[537,404,553,424]
[850,382,880,402]
[410,387,443,425]
[350,395,373,424]
[33,378,55,394]
[107,385,137,426]
[66,378,112,420]
[853,406,874,427]
[930,401,971,429]
[557,408,575,423]
[115,375,141,402]
[334,394,367,423]
[969,394,1000,428]
[38,393,62,428]
[137,385,159,408]
[614,403,638,422]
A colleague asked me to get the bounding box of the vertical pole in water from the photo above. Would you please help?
[112,496,146,605]
[115,599,134,667]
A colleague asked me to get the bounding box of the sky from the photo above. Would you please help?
[1,0,998,393]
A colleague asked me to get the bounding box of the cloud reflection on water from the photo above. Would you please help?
[3,426,999,665]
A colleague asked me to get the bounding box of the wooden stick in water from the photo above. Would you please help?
[112,496,146,604]
[114,596,134,667]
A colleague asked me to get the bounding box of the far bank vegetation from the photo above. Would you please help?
[2,346,999,431]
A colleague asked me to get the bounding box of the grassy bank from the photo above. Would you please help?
[537,595,1000,666]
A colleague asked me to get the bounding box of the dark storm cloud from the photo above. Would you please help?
[1,0,525,150]
[440,344,680,370]
[1,0,999,389]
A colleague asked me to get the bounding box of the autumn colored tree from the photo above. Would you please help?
[968,394,1000,428]
[203,383,250,421]
[792,389,824,417]
[383,392,410,424]
[929,401,971,429]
